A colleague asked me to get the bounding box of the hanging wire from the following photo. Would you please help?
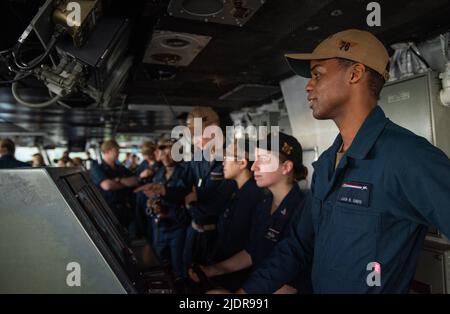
[12,79,62,108]
[113,95,128,136]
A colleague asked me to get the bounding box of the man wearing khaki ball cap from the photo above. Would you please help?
[231,29,450,294]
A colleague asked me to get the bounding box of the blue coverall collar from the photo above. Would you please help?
[267,184,302,215]
[239,177,256,191]
[326,105,389,162]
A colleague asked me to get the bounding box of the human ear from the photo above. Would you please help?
[281,160,294,175]
[239,159,248,170]
[349,63,365,84]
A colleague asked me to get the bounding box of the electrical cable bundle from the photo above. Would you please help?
[0,25,68,108]
[11,26,64,72]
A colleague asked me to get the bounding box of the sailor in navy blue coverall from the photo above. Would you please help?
[176,158,236,266]
[90,140,138,229]
[206,140,266,290]
[149,153,190,279]
[0,139,29,169]
[213,178,265,263]
[135,142,162,241]
[246,184,305,270]
[240,29,450,294]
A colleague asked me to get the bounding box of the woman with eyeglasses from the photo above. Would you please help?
[199,138,267,291]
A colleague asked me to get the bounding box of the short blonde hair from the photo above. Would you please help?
[101,139,120,153]
[141,141,156,157]
[186,106,220,133]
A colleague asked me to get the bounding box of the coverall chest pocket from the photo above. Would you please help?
[327,205,380,283]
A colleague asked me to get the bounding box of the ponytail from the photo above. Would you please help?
[294,165,308,182]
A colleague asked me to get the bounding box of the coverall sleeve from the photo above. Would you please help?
[90,163,108,186]
[387,137,450,237]
[163,162,195,204]
[190,179,236,225]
